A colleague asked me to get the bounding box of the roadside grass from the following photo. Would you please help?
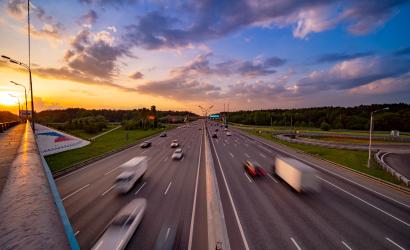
[301,136,410,145]
[232,123,410,138]
[67,124,118,140]
[45,126,170,172]
[244,129,401,185]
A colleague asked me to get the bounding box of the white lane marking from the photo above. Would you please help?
[134,182,146,195]
[318,176,410,227]
[163,156,168,162]
[165,227,171,240]
[104,165,122,175]
[244,153,250,158]
[141,148,151,154]
[385,237,405,250]
[258,144,272,153]
[290,237,302,250]
[188,125,204,250]
[341,241,352,250]
[223,143,226,147]
[101,184,116,196]
[259,153,267,159]
[216,139,219,144]
[164,182,172,195]
[243,131,410,209]
[181,156,185,161]
[94,240,103,250]
[209,130,250,250]
[62,184,90,201]
[229,152,234,158]
[268,174,279,183]
[74,230,80,236]
[244,172,253,183]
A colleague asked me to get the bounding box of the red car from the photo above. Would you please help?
[243,160,266,177]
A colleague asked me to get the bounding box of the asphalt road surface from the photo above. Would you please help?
[56,120,207,250]
[56,120,410,250]
[207,123,410,250]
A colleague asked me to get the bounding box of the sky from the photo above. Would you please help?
[1,0,410,115]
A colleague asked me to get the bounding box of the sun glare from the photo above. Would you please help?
[0,92,18,106]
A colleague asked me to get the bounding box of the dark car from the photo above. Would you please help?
[140,141,152,148]
[160,132,167,137]
[243,160,266,177]
[212,133,218,138]
[215,128,219,132]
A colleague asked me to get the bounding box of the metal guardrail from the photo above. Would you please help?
[375,152,410,186]
[0,121,19,133]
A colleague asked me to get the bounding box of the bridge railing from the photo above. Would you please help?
[0,121,20,133]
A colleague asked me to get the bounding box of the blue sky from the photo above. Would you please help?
[1,0,410,113]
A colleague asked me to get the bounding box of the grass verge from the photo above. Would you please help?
[243,129,401,185]
[45,126,171,172]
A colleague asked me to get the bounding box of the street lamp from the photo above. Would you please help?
[367,107,389,168]
[9,94,21,121]
[10,81,28,122]
[2,55,35,132]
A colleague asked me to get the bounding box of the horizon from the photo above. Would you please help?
[1,0,410,115]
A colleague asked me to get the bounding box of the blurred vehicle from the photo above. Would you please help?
[226,131,232,136]
[115,157,147,193]
[140,141,151,148]
[274,157,320,193]
[170,140,179,148]
[225,124,228,128]
[224,128,228,131]
[92,199,147,250]
[172,148,183,160]
[243,160,266,177]
[215,128,219,132]
[212,133,218,138]
[160,132,167,137]
[198,128,202,130]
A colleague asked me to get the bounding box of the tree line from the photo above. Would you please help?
[225,103,410,131]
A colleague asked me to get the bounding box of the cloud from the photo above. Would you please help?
[129,71,143,79]
[34,97,64,111]
[316,52,374,63]
[79,0,138,6]
[296,55,410,94]
[394,46,410,56]
[123,0,407,49]
[6,0,65,40]
[350,72,410,95]
[79,10,98,26]
[137,76,221,101]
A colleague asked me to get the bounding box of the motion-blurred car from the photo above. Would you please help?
[92,199,147,250]
[172,148,183,160]
[243,160,266,177]
[140,141,151,148]
[160,132,167,137]
[215,128,219,132]
[212,133,218,138]
[224,128,228,131]
[226,131,232,136]
[170,140,179,148]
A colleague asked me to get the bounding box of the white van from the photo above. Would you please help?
[115,156,147,194]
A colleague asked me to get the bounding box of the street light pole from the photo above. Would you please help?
[9,94,21,121]
[10,81,28,122]
[367,107,389,168]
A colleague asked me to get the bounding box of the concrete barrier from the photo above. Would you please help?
[0,122,78,249]
[0,121,19,133]
[375,152,410,186]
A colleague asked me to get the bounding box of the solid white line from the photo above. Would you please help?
[385,237,405,250]
[244,153,250,158]
[259,153,267,158]
[341,241,352,250]
[244,131,410,209]
[62,184,90,201]
[257,144,272,153]
[163,156,168,162]
[104,165,122,175]
[188,125,203,250]
[165,227,171,240]
[290,237,302,250]
[244,172,253,183]
[318,176,410,227]
[164,182,172,195]
[229,152,234,158]
[268,174,279,183]
[74,230,80,236]
[134,182,146,195]
[208,130,250,250]
[101,184,116,196]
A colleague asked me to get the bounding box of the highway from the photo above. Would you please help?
[207,122,410,250]
[56,120,208,250]
[56,119,410,250]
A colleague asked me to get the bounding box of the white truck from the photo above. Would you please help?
[274,157,320,193]
[115,156,147,194]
